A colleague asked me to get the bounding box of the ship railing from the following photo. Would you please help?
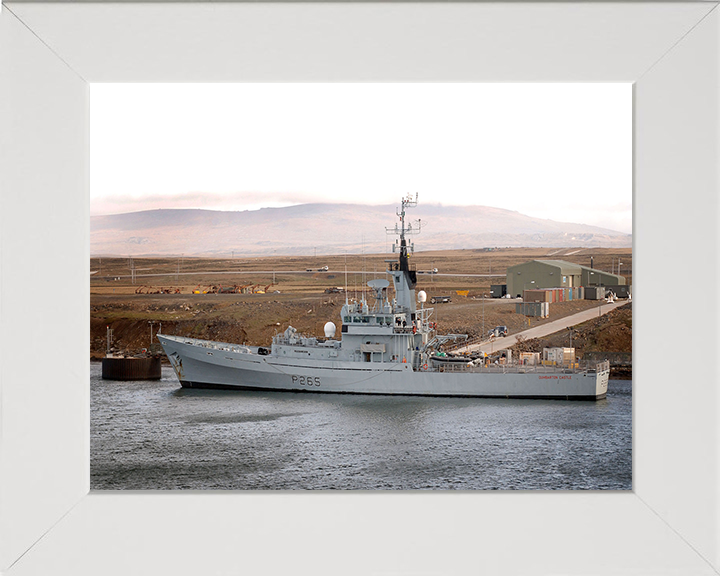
[273,335,325,347]
[173,335,251,354]
[596,360,610,373]
[199,342,252,354]
[428,362,591,375]
[393,327,414,334]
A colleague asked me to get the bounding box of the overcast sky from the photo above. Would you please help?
[91,83,631,233]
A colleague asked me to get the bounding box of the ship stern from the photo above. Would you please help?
[595,361,610,399]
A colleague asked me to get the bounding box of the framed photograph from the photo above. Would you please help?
[1,2,718,575]
[88,81,633,493]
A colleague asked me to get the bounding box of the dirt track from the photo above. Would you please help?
[458,299,628,354]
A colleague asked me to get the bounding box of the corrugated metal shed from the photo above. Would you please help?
[506,260,583,297]
[532,260,583,275]
[506,259,627,298]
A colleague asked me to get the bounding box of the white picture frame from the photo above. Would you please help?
[1,2,718,574]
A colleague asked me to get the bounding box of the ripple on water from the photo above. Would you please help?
[91,364,631,490]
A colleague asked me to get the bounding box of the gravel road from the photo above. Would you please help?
[456,299,629,354]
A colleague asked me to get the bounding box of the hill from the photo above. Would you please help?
[91,203,632,256]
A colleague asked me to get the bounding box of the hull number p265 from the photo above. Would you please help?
[292,375,321,387]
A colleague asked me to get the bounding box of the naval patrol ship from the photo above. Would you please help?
[158,195,609,400]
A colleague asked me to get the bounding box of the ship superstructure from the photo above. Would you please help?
[158,195,609,399]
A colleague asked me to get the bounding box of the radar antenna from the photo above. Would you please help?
[385,193,422,260]
[367,278,390,311]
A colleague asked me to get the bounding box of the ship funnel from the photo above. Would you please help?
[324,322,337,338]
[417,290,427,303]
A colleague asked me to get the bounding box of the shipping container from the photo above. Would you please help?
[523,289,551,303]
[516,302,549,317]
[490,284,507,298]
[585,286,607,300]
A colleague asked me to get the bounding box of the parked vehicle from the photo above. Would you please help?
[430,295,452,304]
[489,325,508,337]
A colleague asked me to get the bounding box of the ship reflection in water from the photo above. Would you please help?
[91,364,631,490]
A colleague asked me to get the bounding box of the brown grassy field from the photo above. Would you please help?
[90,247,632,359]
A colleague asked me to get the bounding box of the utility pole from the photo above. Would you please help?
[482,293,486,338]
[149,320,156,345]
[106,326,113,356]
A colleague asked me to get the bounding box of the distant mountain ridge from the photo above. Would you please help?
[90,203,632,256]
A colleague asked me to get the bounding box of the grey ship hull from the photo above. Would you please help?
[158,334,609,400]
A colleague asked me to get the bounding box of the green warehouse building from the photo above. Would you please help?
[506,260,625,298]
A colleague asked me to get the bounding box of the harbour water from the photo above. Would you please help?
[91,363,632,490]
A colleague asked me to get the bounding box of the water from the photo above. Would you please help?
[91,363,632,490]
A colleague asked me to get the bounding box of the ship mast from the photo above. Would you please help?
[386,194,421,312]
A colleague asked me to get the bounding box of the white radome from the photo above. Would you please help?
[417,290,427,303]
[324,322,337,338]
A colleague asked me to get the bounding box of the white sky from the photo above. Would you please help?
[91,83,632,233]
